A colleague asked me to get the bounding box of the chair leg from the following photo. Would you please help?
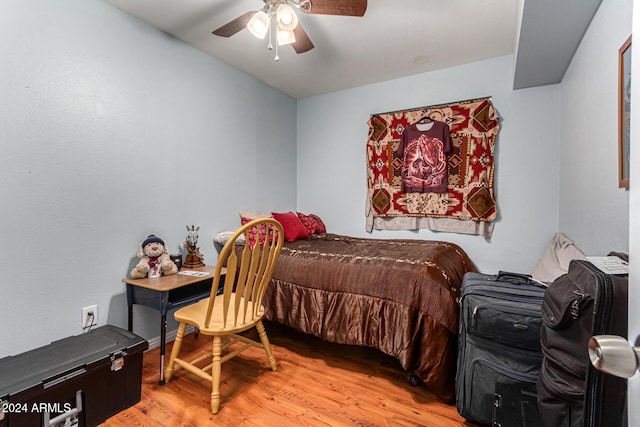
[165,323,186,383]
[211,335,223,414]
[256,320,277,371]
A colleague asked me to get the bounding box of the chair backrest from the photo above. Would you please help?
[205,218,284,330]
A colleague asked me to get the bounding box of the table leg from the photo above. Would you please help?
[128,304,133,332]
[159,313,167,385]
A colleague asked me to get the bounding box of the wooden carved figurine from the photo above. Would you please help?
[183,225,205,268]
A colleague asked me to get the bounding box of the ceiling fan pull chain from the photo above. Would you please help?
[272,16,279,62]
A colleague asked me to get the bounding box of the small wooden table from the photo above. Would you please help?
[122,265,225,384]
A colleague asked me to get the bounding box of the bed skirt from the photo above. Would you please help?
[263,279,457,403]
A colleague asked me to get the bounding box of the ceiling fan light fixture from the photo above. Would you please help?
[276,4,298,31]
[276,28,296,45]
[298,1,311,13]
[247,10,270,39]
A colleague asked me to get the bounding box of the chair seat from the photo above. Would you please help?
[174,294,265,335]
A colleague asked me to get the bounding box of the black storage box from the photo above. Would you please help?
[0,325,148,427]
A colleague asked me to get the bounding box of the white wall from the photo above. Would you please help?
[558,0,631,255]
[297,55,561,274]
[0,0,297,357]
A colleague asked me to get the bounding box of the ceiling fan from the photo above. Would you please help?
[212,0,367,59]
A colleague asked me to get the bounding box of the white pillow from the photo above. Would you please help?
[239,211,269,220]
[213,230,246,246]
[531,233,586,282]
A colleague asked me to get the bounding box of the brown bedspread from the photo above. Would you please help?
[262,233,476,402]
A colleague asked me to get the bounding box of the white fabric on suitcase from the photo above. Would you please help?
[531,233,586,282]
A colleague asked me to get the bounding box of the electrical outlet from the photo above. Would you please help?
[82,305,98,328]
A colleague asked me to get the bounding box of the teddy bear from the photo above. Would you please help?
[130,234,179,279]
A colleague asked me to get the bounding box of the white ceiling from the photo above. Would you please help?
[102,0,601,99]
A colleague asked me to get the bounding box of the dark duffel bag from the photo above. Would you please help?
[537,259,628,427]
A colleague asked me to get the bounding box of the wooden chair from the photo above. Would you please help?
[164,218,284,413]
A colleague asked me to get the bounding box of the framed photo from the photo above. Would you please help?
[618,35,631,189]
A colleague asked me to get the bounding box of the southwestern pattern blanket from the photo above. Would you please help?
[367,97,499,225]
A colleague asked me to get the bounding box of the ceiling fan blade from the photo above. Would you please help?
[212,11,256,37]
[292,24,314,54]
[299,0,367,17]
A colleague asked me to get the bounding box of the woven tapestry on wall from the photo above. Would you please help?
[367,98,499,229]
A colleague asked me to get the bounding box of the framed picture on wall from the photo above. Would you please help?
[618,35,631,189]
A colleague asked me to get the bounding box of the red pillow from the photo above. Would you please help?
[241,216,275,248]
[308,213,326,233]
[272,211,309,242]
[297,212,326,234]
[296,212,317,234]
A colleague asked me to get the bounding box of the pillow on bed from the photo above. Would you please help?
[297,212,327,234]
[240,216,273,248]
[239,211,270,220]
[272,211,309,242]
[309,213,326,233]
[238,212,275,247]
[214,230,246,246]
[296,212,317,234]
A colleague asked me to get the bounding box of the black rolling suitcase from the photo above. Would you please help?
[537,259,628,427]
[456,271,546,426]
[492,382,541,427]
[0,325,148,427]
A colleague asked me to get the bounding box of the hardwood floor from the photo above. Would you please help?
[101,321,477,427]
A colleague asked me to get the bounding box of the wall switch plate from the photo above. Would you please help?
[82,305,98,328]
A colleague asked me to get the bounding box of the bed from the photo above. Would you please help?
[261,232,476,402]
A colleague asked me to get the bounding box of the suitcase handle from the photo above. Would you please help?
[498,271,548,288]
[43,390,83,427]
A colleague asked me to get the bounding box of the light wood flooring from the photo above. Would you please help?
[100,320,477,427]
